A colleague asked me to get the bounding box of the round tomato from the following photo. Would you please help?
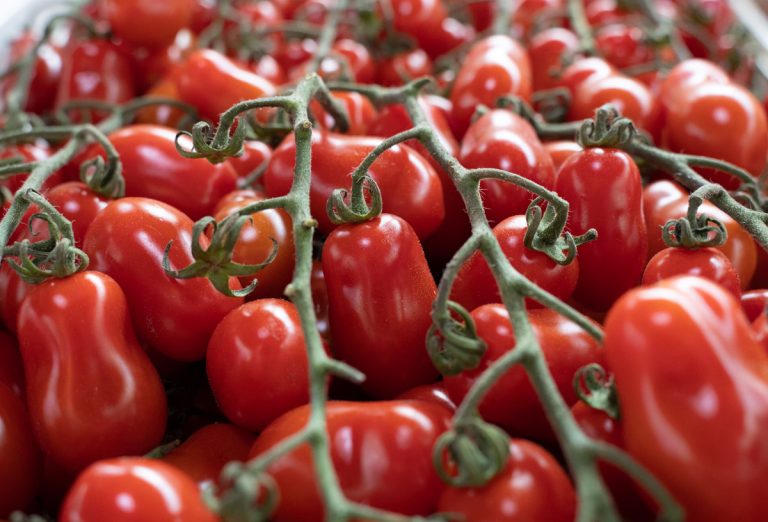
[642,246,741,297]
[105,0,193,48]
[528,28,580,92]
[375,49,432,87]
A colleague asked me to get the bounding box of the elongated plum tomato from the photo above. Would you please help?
[16,272,167,472]
[248,401,451,521]
[322,214,438,398]
[59,458,218,522]
[444,305,603,442]
[0,332,23,398]
[104,0,193,48]
[264,131,444,240]
[528,28,580,92]
[207,299,312,431]
[604,276,768,522]
[84,198,243,361]
[642,246,741,298]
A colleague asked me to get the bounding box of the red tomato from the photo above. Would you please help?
[249,54,285,85]
[0,381,40,518]
[322,214,438,398]
[135,78,186,128]
[162,423,254,484]
[420,17,476,59]
[659,59,731,109]
[376,49,432,87]
[17,271,166,472]
[396,382,456,412]
[451,215,579,311]
[643,247,741,297]
[105,0,193,48]
[450,36,532,137]
[386,0,447,55]
[249,401,451,520]
[0,264,30,334]
[555,148,647,312]
[543,140,582,170]
[330,38,375,84]
[225,140,272,178]
[0,331,23,398]
[595,24,655,70]
[437,439,576,522]
[459,109,556,224]
[753,313,768,355]
[207,299,312,431]
[528,28,580,92]
[264,131,445,240]
[0,143,59,197]
[310,91,378,135]
[1,32,62,115]
[310,260,330,340]
[742,289,768,322]
[604,276,768,522]
[445,305,603,442]
[84,197,243,361]
[59,458,218,522]
[558,57,616,95]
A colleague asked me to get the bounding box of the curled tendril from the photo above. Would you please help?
[79,155,125,199]
[326,174,383,225]
[206,461,280,522]
[175,120,246,164]
[427,301,486,376]
[577,105,639,148]
[573,363,620,420]
[661,214,728,248]
[523,197,597,265]
[5,237,88,284]
[433,417,510,488]
[530,87,571,123]
[162,214,278,298]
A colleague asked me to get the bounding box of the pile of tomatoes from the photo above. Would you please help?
[1,0,768,520]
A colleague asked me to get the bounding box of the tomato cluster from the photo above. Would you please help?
[1,0,768,521]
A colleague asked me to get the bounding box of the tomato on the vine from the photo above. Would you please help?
[642,246,741,297]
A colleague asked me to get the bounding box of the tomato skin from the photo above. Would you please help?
[310,260,330,340]
[0,143,59,197]
[105,0,192,48]
[0,381,41,518]
[375,49,432,87]
[17,272,167,472]
[1,32,61,115]
[162,423,254,484]
[84,197,243,361]
[659,59,731,109]
[451,215,579,311]
[450,35,532,137]
[742,289,768,322]
[445,305,603,442]
[207,299,312,431]
[437,439,576,522]
[396,382,456,412]
[0,331,23,398]
[558,57,616,95]
[595,24,655,70]
[310,91,378,135]
[459,109,556,224]
[248,401,451,521]
[528,28,580,92]
[175,49,276,121]
[322,214,438,398]
[555,148,647,312]
[604,276,768,522]
[643,247,741,297]
[543,140,582,170]
[264,131,445,240]
[0,264,30,334]
[225,140,272,178]
[59,458,218,522]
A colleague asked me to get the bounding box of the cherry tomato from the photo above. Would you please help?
[659,58,731,109]
[420,17,476,59]
[437,439,576,522]
[376,49,432,87]
[595,24,655,70]
[396,382,456,412]
[310,91,378,135]
[134,78,186,128]
[643,246,741,297]
[1,32,62,115]
[322,214,438,398]
[753,312,768,356]
[162,423,255,484]
[59,458,218,522]
[84,197,243,361]
[528,28,580,92]
[17,271,167,472]
[555,148,647,312]
[207,299,312,431]
[248,401,451,520]
[0,142,59,196]
[543,140,582,170]
[0,331,23,398]
[225,140,272,178]
[0,264,30,334]
[558,57,616,95]
[386,0,448,56]
[604,275,768,522]
[310,260,330,340]
[451,214,579,311]
[742,289,768,322]
[104,0,193,48]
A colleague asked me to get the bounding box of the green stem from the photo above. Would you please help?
[567,0,597,56]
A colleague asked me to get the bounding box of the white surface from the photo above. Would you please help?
[0,0,81,66]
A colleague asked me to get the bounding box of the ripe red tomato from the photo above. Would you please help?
[264,131,445,240]
[84,197,243,361]
[0,331,23,398]
[558,57,616,95]
[604,276,768,522]
[135,78,186,127]
[0,264,30,334]
[248,401,451,520]
[742,289,768,322]
[104,0,193,48]
[595,24,655,70]
[322,214,438,398]
[0,143,59,197]
[225,139,273,178]
[643,246,741,297]
[17,271,167,472]
[444,305,604,442]
[375,49,433,87]
[451,214,579,311]
[0,381,41,518]
[310,260,330,340]
[437,439,576,521]
[207,299,312,431]
[543,140,582,170]
[555,148,647,312]
[528,28,580,91]
[162,423,255,484]
[386,0,448,56]
[396,382,456,412]
[0,32,61,115]
[310,91,378,135]
[59,458,218,522]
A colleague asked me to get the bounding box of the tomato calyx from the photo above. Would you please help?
[326,173,383,225]
[433,417,509,488]
[176,119,248,164]
[524,196,598,266]
[208,461,280,522]
[427,300,487,376]
[662,213,727,249]
[573,363,620,420]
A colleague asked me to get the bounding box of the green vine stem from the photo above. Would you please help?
[622,0,692,62]
[567,0,597,56]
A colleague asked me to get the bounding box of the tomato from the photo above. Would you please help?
[0,142,59,197]
[396,382,456,412]
[459,109,556,224]
[59,458,218,522]
[1,32,61,115]
[226,140,272,178]
[105,0,192,48]
[0,264,30,334]
[753,312,768,356]
[322,214,438,398]
[543,140,582,170]
[264,131,445,240]
[310,91,378,135]
[604,276,768,522]
[659,59,731,109]
[445,305,603,442]
[555,148,647,312]
[528,28,580,92]
[213,191,295,299]
[420,17,476,59]
[643,246,741,297]
[248,401,451,520]
[585,0,626,25]
[135,78,186,128]
[0,331,23,398]
[17,271,166,472]
[207,299,312,431]
[310,260,330,340]
[174,49,276,121]
[742,289,768,322]
[558,57,616,95]
[386,0,447,54]
[55,39,135,120]
[595,24,655,70]
[437,439,576,522]
[135,31,197,90]
[84,197,243,361]
[329,38,375,84]
[249,54,286,85]
[0,381,41,518]
[450,35,532,137]
[162,423,254,484]
[375,49,432,87]
[451,215,579,311]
